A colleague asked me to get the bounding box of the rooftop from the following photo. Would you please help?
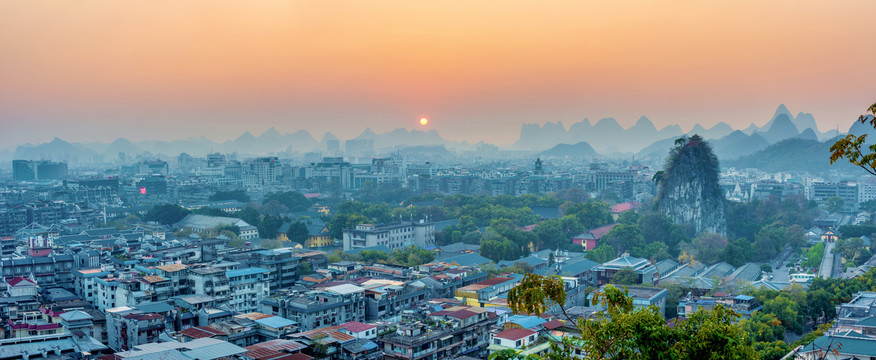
[494,328,536,341]
[179,326,228,339]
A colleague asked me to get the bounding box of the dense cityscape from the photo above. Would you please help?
[4,1,876,359]
[2,104,876,360]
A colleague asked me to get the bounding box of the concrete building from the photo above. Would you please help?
[593,254,657,286]
[589,285,669,317]
[260,284,366,332]
[810,181,858,210]
[454,275,523,307]
[382,305,492,360]
[175,214,258,240]
[342,221,434,251]
[188,266,231,305]
[12,160,68,181]
[226,267,270,313]
[105,306,167,351]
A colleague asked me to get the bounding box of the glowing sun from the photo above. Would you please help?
[419,117,428,126]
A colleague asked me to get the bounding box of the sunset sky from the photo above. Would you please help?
[2,1,875,147]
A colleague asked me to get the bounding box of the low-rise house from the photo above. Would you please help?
[572,223,618,251]
[796,331,876,360]
[454,275,522,307]
[593,254,657,286]
[339,321,377,340]
[0,332,108,360]
[110,337,248,360]
[835,292,876,333]
[175,214,258,240]
[588,285,669,318]
[677,294,761,320]
[179,326,229,342]
[244,339,310,360]
[488,328,551,358]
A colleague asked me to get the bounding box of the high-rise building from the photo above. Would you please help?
[12,160,68,181]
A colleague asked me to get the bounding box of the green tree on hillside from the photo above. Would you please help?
[829,102,876,175]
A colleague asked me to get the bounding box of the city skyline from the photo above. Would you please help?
[2,1,875,147]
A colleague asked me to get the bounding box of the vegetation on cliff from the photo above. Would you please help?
[655,135,726,235]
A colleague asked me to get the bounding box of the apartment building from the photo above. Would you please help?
[342,221,435,251]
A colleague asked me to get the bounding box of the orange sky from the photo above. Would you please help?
[2,1,875,147]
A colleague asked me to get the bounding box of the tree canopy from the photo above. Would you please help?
[829,102,876,175]
[505,274,757,360]
[144,204,190,225]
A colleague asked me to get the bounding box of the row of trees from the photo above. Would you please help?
[583,196,813,267]
[327,246,436,268]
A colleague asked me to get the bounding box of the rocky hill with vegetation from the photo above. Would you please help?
[655,135,726,235]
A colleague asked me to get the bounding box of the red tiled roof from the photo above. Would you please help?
[7,277,36,287]
[458,276,514,292]
[340,321,375,333]
[279,353,313,360]
[246,348,285,360]
[327,330,355,342]
[589,223,619,239]
[494,328,536,341]
[247,339,307,353]
[180,326,227,339]
[542,320,564,330]
[431,309,478,320]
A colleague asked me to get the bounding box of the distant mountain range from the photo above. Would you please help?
[724,136,859,174]
[513,104,842,154]
[4,105,858,170]
[10,127,463,162]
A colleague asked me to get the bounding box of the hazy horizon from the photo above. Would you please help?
[3,1,875,148]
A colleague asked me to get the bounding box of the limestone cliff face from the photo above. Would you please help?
[655,135,726,235]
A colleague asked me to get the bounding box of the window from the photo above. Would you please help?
[516,340,521,347]
[494,339,500,345]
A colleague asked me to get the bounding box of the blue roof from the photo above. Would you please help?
[734,295,755,301]
[441,253,493,267]
[505,315,547,330]
[561,258,600,276]
[135,301,174,313]
[226,267,270,278]
[361,341,378,351]
[517,255,548,267]
[254,316,297,328]
[433,219,460,232]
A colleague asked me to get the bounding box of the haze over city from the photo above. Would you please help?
[2,1,876,147]
[6,1,876,360]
